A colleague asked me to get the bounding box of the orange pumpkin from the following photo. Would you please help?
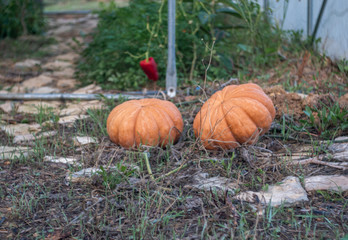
[193,83,275,150]
[107,98,183,148]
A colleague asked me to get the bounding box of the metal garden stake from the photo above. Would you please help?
[166,0,177,98]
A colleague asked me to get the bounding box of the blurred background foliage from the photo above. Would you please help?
[0,0,45,38]
[0,0,309,91]
[76,0,288,90]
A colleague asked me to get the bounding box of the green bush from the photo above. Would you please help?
[76,0,284,90]
[0,0,45,38]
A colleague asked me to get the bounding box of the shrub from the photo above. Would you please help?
[0,0,45,39]
[76,0,284,90]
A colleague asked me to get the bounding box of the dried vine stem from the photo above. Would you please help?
[287,155,348,170]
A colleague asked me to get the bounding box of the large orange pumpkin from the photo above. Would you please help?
[107,98,183,148]
[193,83,275,150]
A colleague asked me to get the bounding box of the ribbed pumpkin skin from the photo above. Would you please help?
[193,83,276,150]
[107,98,183,149]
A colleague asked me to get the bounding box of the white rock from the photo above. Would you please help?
[304,175,348,192]
[60,100,104,116]
[186,173,239,194]
[22,75,53,89]
[0,101,14,113]
[332,151,348,162]
[58,115,89,126]
[234,176,308,206]
[59,105,82,116]
[66,164,139,184]
[14,59,41,70]
[51,68,75,78]
[10,85,26,93]
[43,60,72,70]
[73,84,101,94]
[17,101,61,114]
[327,139,348,161]
[73,136,98,146]
[329,142,348,153]
[66,167,100,183]
[56,53,79,62]
[56,79,78,89]
[32,86,60,94]
[1,124,41,136]
[40,43,70,54]
[13,134,35,144]
[47,25,75,36]
[0,146,32,160]
[44,156,80,165]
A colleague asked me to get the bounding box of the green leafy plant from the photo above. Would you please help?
[98,164,137,190]
[337,58,348,77]
[0,0,45,38]
[77,0,285,90]
[301,102,348,138]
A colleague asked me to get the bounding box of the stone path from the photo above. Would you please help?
[0,13,102,116]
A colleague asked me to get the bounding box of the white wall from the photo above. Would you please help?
[261,0,348,60]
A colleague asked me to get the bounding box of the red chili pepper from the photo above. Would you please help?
[140,57,159,81]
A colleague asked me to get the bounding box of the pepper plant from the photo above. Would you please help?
[76,0,284,90]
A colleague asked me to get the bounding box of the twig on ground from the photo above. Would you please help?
[220,78,239,89]
[155,162,188,181]
[287,155,348,170]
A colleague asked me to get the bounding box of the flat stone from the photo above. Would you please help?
[329,137,348,153]
[304,175,348,192]
[56,53,79,62]
[328,138,348,161]
[32,86,60,94]
[1,123,41,136]
[13,131,57,145]
[0,101,14,113]
[60,100,103,116]
[56,79,78,89]
[40,43,70,54]
[72,84,101,94]
[58,115,89,126]
[66,164,139,184]
[331,151,348,162]
[0,89,9,94]
[234,176,308,206]
[73,136,98,146]
[51,68,75,78]
[10,85,26,93]
[44,156,80,165]
[47,25,75,36]
[186,173,239,194]
[14,59,41,70]
[22,75,53,89]
[42,60,72,70]
[0,146,32,160]
[17,101,61,115]
[66,167,100,183]
[13,134,35,144]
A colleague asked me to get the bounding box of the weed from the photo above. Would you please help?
[337,58,348,77]
[301,102,348,138]
[98,163,138,190]
[35,104,59,126]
